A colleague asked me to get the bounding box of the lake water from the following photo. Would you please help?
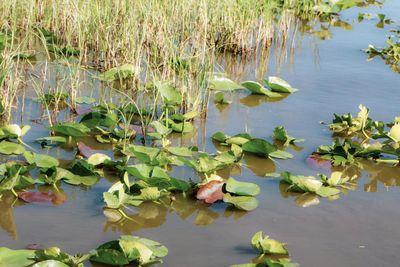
[1,1,400,267]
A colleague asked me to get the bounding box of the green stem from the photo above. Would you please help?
[52,183,60,192]
[118,208,141,224]
[165,107,169,127]
[11,188,18,198]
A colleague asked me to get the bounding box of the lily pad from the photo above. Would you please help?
[99,64,137,81]
[50,122,90,137]
[241,81,282,97]
[208,75,242,91]
[225,177,260,196]
[88,153,111,166]
[155,82,182,106]
[251,231,288,255]
[90,235,168,266]
[265,77,298,93]
[242,139,276,157]
[24,151,59,168]
[0,141,25,155]
[0,247,35,267]
[223,193,258,211]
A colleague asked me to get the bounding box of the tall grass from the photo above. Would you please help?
[0,0,322,121]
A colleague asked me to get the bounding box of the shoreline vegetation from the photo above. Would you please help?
[0,0,381,122]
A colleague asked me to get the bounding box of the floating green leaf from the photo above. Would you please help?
[208,75,242,91]
[223,193,258,211]
[265,77,298,93]
[0,247,35,267]
[24,151,59,168]
[225,177,260,196]
[50,122,90,137]
[90,235,168,266]
[87,153,111,166]
[155,82,182,106]
[99,64,137,81]
[241,81,282,97]
[0,141,25,155]
[251,231,288,255]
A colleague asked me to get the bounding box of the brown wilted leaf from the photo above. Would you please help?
[196,180,224,204]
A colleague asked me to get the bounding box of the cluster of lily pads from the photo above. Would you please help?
[0,95,301,219]
[364,30,400,73]
[269,170,356,207]
[0,235,168,266]
[232,231,298,267]
[209,75,299,105]
[0,231,298,267]
[313,105,400,166]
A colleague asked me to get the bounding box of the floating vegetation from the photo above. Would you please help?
[315,105,400,166]
[364,31,400,72]
[212,131,295,159]
[196,175,260,211]
[277,171,355,199]
[273,126,304,146]
[358,13,394,28]
[0,235,168,266]
[231,231,298,267]
[210,75,298,98]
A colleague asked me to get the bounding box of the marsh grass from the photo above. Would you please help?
[0,0,329,122]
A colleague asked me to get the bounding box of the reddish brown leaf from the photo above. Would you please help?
[18,191,66,206]
[75,107,93,115]
[118,123,141,133]
[196,180,225,204]
[77,141,96,158]
[25,244,43,250]
[306,155,332,171]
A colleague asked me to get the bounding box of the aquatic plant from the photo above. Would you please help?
[364,31,400,73]
[231,231,298,267]
[0,235,168,266]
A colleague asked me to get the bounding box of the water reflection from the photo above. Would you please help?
[281,159,400,207]
[0,194,19,239]
[0,187,67,239]
[103,194,247,234]
[239,94,288,108]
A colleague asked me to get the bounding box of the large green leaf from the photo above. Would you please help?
[167,146,193,157]
[91,236,168,266]
[389,124,400,142]
[208,75,242,91]
[88,153,111,166]
[225,177,260,196]
[242,139,277,157]
[80,112,117,129]
[155,82,182,106]
[50,122,90,137]
[265,77,298,93]
[223,193,258,211]
[90,249,130,265]
[251,231,288,255]
[125,145,161,164]
[169,121,194,133]
[0,141,25,155]
[0,247,35,267]
[98,64,137,81]
[32,260,69,267]
[24,151,59,168]
[241,81,282,97]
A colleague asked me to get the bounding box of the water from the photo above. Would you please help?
[1,1,400,266]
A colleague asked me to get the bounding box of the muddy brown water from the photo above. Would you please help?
[1,1,400,267]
